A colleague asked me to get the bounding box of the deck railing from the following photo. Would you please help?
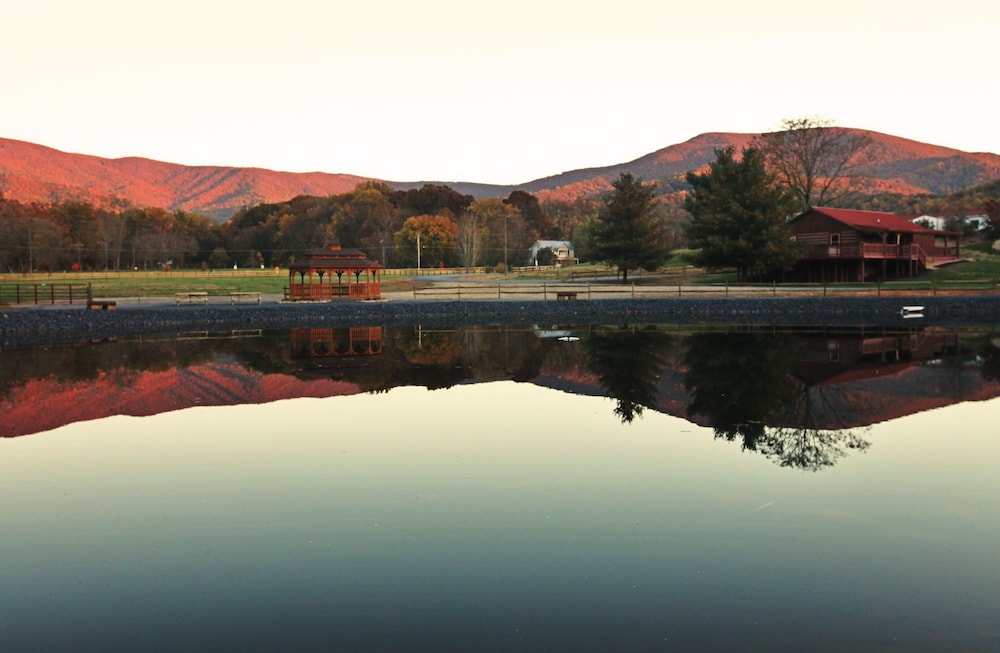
[803,243,928,263]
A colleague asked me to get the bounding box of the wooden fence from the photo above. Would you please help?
[410,279,1000,300]
[0,283,91,306]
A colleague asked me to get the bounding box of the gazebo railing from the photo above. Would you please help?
[288,281,380,300]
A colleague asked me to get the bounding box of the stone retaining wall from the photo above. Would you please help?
[4,296,1000,346]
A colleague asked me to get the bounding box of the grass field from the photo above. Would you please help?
[0,269,420,298]
[2,242,999,300]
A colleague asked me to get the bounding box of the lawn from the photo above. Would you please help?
[0,269,418,298]
[3,242,998,300]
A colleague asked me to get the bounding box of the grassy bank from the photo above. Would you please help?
[0,269,420,298]
[3,241,999,300]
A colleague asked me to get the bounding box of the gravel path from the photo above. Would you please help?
[4,294,1000,346]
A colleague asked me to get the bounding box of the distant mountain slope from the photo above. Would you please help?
[523,130,1000,203]
[0,138,372,220]
[3,129,999,220]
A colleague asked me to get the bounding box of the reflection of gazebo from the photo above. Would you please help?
[287,245,382,300]
[291,327,384,358]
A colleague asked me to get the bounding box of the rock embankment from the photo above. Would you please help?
[3,296,1000,346]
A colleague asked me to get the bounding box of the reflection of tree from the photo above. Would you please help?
[582,326,674,423]
[685,331,801,446]
[396,327,462,366]
[757,426,870,471]
[684,330,871,471]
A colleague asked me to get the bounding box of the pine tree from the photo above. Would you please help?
[589,172,670,283]
[684,147,801,281]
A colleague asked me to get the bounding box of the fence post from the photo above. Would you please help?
[725,282,729,297]
[543,283,547,300]
[877,281,881,297]
[631,283,635,299]
[772,281,776,296]
[497,284,501,299]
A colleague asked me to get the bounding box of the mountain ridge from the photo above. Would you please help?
[3,129,1000,220]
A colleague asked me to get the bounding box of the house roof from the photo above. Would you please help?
[531,240,573,249]
[794,207,939,234]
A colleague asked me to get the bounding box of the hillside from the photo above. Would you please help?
[0,138,372,220]
[3,129,1000,220]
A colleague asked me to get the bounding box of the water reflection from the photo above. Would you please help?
[581,326,674,423]
[3,323,999,470]
[683,330,872,470]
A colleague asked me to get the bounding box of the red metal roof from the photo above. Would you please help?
[797,207,937,234]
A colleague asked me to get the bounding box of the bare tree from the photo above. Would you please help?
[753,116,873,211]
[456,210,486,269]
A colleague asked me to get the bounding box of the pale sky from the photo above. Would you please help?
[3,0,997,185]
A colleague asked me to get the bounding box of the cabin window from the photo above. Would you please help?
[828,233,841,257]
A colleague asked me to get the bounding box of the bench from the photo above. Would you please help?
[230,291,262,304]
[87,300,117,310]
[176,292,209,305]
[556,291,578,301]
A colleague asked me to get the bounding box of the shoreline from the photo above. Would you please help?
[3,295,1000,346]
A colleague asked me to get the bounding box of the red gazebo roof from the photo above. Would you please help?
[289,245,382,270]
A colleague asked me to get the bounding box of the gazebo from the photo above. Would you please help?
[287,245,382,300]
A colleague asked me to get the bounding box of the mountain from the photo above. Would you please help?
[0,138,372,221]
[3,129,1000,220]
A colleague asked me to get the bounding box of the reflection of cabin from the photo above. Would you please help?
[287,245,382,300]
[792,326,959,387]
[290,327,383,358]
[789,207,961,282]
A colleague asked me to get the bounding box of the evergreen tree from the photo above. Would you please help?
[589,172,669,282]
[684,147,801,281]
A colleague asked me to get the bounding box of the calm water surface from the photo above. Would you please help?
[2,324,999,651]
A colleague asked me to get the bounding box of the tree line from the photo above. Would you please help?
[2,117,996,276]
[0,183,600,273]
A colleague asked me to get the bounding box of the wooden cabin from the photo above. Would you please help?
[287,245,382,300]
[789,207,961,282]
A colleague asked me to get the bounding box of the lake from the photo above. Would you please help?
[2,323,999,651]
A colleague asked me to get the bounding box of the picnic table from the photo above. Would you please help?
[176,292,209,305]
[230,291,262,304]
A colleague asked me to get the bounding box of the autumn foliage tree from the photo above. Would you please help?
[394,214,459,267]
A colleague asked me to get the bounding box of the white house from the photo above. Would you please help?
[910,212,989,232]
[528,240,577,266]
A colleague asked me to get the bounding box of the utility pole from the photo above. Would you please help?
[417,232,421,272]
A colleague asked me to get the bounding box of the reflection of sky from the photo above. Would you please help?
[2,384,999,652]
